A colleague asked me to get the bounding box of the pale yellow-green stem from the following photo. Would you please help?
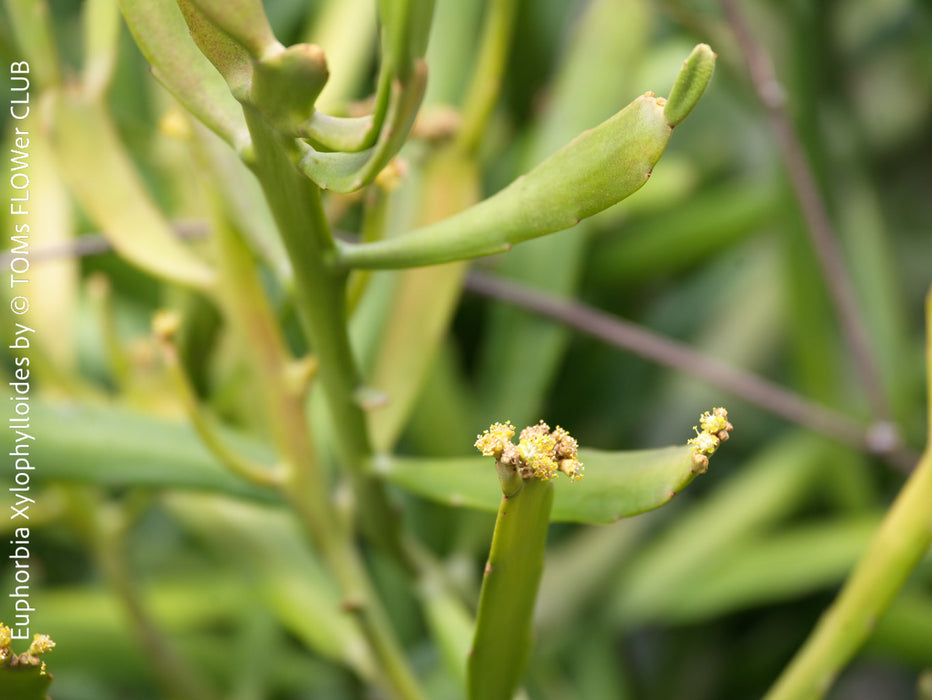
[764,288,932,700]
[455,0,520,155]
[152,311,285,489]
[209,196,424,700]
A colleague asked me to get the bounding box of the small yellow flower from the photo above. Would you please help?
[518,422,559,480]
[0,624,11,651]
[699,407,729,435]
[28,633,55,656]
[476,420,584,483]
[475,421,515,458]
[688,406,732,471]
[688,430,720,456]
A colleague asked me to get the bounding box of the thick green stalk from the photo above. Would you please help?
[764,289,932,700]
[362,0,515,453]
[242,106,403,558]
[212,201,424,700]
[764,447,932,699]
[468,477,554,700]
[241,107,424,697]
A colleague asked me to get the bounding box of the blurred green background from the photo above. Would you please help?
[1,0,930,698]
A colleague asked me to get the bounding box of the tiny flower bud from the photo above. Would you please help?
[687,406,732,468]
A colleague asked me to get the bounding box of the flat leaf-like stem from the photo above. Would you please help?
[379,445,702,524]
[49,90,216,290]
[177,0,253,97]
[298,61,427,192]
[119,0,251,153]
[184,0,278,59]
[336,92,672,268]
[25,401,277,500]
[299,112,376,152]
[664,43,716,127]
[336,44,715,269]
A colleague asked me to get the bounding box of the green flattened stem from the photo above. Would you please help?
[381,445,706,524]
[337,94,669,267]
[469,476,554,700]
[49,90,215,290]
[467,421,587,699]
[184,0,279,59]
[378,0,435,80]
[299,112,375,152]
[250,43,330,134]
[4,0,61,87]
[118,0,251,152]
[297,60,427,192]
[82,0,121,97]
[177,0,254,97]
[292,0,432,188]
[241,106,408,564]
[0,627,55,700]
[663,43,716,128]
[336,45,715,269]
[764,450,932,700]
[153,311,284,490]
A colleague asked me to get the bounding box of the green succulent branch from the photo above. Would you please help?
[468,421,581,700]
[334,44,714,269]
[201,197,424,700]
[119,0,252,154]
[664,43,717,127]
[763,289,932,700]
[468,413,732,700]
[109,6,723,699]
[241,107,406,556]
[455,0,521,155]
[153,310,286,489]
[0,624,56,700]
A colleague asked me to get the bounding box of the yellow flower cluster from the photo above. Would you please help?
[687,407,733,471]
[28,634,56,656]
[475,420,583,482]
[0,623,55,672]
[475,421,515,459]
